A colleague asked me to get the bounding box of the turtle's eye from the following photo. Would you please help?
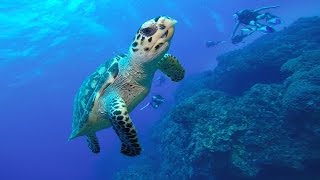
[140,26,157,37]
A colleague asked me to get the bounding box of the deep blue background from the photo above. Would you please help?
[0,0,319,179]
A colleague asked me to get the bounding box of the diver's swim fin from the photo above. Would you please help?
[259,26,275,33]
[267,17,282,25]
[140,103,150,110]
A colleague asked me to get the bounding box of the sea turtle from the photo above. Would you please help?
[68,16,185,156]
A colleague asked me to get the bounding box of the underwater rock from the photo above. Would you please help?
[114,159,155,180]
[116,17,320,180]
[156,84,288,179]
[283,79,320,120]
[151,84,320,179]
[281,50,320,124]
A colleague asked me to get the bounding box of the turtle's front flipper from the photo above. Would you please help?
[86,133,100,153]
[100,94,142,156]
[157,54,185,82]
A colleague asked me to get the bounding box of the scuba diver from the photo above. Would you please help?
[140,95,165,110]
[231,5,281,37]
[205,40,227,48]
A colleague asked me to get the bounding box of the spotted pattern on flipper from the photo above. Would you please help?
[108,97,142,156]
[157,54,185,82]
[86,134,100,154]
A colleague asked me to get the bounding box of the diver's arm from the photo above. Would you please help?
[231,22,240,37]
[254,5,280,12]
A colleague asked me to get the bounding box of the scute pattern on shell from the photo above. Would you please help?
[71,54,127,133]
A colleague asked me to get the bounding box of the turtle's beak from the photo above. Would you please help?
[167,16,178,26]
[161,16,177,41]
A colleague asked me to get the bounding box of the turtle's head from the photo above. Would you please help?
[129,16,177,63]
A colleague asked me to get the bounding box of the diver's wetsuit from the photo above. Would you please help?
[237,10,261,25]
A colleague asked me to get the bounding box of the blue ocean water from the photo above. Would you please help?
[1,0,320,180]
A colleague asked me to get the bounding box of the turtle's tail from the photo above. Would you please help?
[68,131,79,141]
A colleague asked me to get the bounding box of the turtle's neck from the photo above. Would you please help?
[119,54,159,85]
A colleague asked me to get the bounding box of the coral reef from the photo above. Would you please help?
[281,50,320,121]
[115,17,320,180]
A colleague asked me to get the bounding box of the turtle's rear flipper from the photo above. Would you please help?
[101,94,142,156]
[121,143,140,156]
[157,54,185,82]
[86,133,100,153]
